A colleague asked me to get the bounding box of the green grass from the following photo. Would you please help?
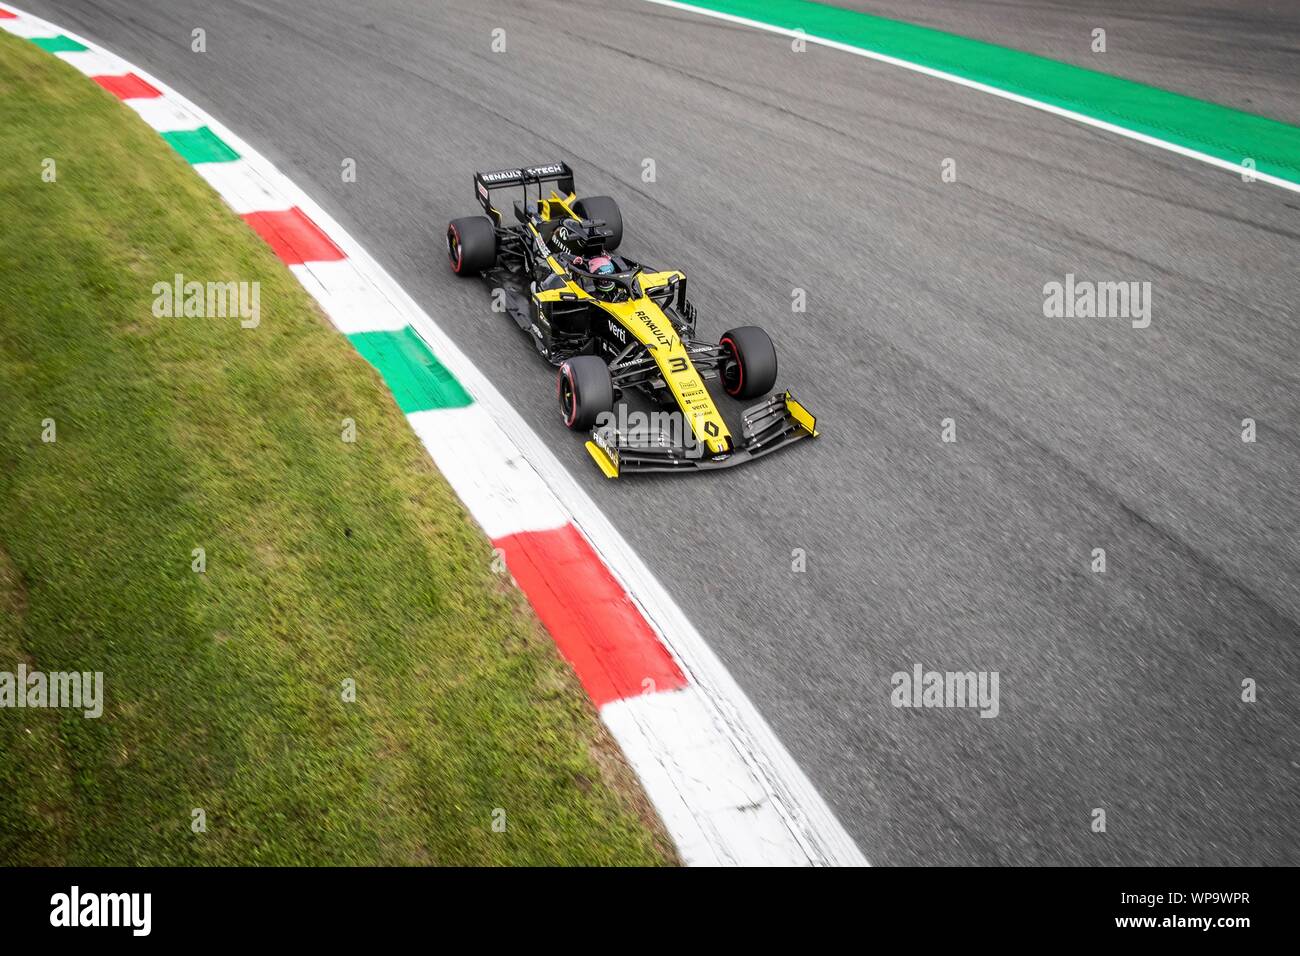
[0,32,673,866]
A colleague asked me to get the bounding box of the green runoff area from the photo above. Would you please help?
[677,0,1300,186]
[0,31,673,865]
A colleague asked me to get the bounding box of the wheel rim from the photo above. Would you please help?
[559,369,577,426]
[721,337,743,396]
[446,227,462,271]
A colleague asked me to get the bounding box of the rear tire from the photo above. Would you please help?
[719,326,778,400]
[557,356,614,431]
[446,216,496,275]
[573,196,622,251]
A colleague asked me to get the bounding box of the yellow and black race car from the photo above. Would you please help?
[446,162,818,477]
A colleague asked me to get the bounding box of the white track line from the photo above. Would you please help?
[642,0,1300,194]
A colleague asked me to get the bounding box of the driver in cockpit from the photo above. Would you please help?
[583,255,617,297]
[551,218,619,299]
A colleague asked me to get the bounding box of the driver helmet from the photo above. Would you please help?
[588,255,616,294]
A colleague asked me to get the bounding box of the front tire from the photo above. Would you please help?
[573,196,622,251]
[558,356,614,430]
[446,216,496,276]
[719,326,778,400]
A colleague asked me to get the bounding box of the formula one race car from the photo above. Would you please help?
[445,162,817,477]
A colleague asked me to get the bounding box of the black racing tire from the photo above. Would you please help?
[719,326,778,400]
[446,216,496,276]
[557,355,614,431]
[573,196,622,252]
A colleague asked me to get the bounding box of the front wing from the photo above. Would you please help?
[584,392,819,478]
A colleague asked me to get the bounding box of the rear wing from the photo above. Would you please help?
[474,162,575,222]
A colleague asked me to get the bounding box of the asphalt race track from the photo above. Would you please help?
[840,0,1300,124]
[20,0,1298,865]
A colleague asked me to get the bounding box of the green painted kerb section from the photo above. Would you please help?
[30,35,88,53]
[161,126,240,164]
[675,0,1300,185]
[348,326,473,413]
